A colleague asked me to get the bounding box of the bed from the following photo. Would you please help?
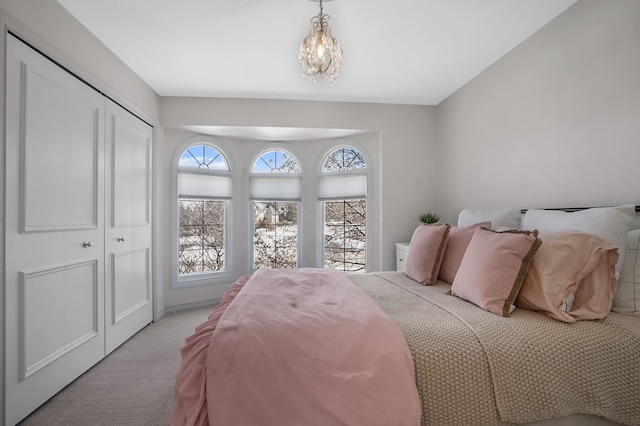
[170,205,640,426]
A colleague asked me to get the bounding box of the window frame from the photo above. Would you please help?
[249,147,302,271]
[171,137,376,288]
[317,144,371,273]
[171,137,234,288]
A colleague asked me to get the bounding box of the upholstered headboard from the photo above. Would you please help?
[520,205,640,230]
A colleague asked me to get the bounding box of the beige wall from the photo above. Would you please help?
[436,0,640,224]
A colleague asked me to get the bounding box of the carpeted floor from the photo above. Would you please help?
[18,306,213,426]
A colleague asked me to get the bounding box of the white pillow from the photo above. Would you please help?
[521,204,636,279]
[615,229,640,315]
[458,207,521,230]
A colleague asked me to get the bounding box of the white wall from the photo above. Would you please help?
[0,0,160,123]
[436,0,640,224]
[160,98,437,308]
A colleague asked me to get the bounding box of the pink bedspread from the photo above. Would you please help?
[170,268,421,426]
[170,275,250,425]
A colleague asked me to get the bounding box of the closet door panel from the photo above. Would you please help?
[112,248,150,320]
[112,119,150,226]
[23,66,100,230]
[20,260,100,379]
[5,35,105,426]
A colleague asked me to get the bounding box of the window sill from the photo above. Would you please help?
[173,270,234,289]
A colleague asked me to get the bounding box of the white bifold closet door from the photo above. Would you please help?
[5,34,106,425]
[5,34,153,425]
[104,99,153,355]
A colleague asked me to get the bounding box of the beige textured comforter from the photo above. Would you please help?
[348,272,640,426]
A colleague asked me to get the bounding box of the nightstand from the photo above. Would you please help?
[395,242,410,272]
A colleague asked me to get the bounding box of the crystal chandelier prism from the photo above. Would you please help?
[298,0,343,84]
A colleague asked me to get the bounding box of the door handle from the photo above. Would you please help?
[83,241,92,248]
[117,236,125,242]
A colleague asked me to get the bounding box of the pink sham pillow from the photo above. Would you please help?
[451,228,541,317]
[438,222,491,284]
[404,224,451,285]
[516,231,619,322]
[570,249,619,320]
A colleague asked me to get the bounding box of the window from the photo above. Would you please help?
[319,147,367,272]
[177,144,231,280]
[173,138,374,286]
[250,149,301,269]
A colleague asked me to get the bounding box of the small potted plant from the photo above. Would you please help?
[418,211,440,224]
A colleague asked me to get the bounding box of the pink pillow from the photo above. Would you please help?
[404,224,451,285]
[516,231,619,322]
[438,222,491,284]
[451,228,541,317]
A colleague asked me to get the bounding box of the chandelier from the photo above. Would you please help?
[298,0,343,84]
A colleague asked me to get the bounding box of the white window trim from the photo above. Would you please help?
[172,137,376,286]
[316,143,372,273]
[171,136,234,288]
[248,147,302,272]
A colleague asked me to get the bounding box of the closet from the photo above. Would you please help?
[4,34,153,425]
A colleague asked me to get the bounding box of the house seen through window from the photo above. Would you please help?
[251,149,301,269]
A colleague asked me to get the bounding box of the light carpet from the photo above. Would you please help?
[18,306,213,426]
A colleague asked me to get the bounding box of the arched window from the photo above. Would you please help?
[250,149,301,269]
[319,146,367,272]
[176,144,231,281]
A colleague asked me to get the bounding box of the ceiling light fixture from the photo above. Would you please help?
[298,0,343,84]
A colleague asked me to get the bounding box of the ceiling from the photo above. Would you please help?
[57,0,577,106]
